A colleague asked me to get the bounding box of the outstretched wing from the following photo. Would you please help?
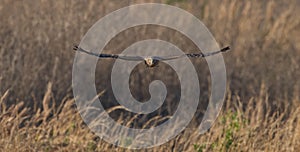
[117,55,144,61]
[152,54,186,61]
[73,45,144,61]
[200,46,230,57]
[154,46,230,61]
[73,45,230,61]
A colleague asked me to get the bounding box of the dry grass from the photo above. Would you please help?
[0,0,299,151]
[1,83,299,151]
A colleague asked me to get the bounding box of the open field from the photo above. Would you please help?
[0,0,299,151]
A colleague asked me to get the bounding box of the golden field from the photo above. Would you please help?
[0,0,299,151]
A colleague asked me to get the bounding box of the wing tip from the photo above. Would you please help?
[221,46,230,52]
[73,45,79,51]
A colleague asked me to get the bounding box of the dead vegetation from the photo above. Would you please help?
[0,0,299,151]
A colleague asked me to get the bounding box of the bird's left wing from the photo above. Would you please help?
[73,45,144,61]
[117,55,144,61]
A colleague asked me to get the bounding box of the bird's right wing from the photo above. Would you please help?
[153,55,186,61]
[154,46,231,61]
[186,46,231,58]
[200,46,230,57]
[73,45,144,61]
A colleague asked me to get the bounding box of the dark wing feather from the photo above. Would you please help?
[117,55,144,61]
[186,46,230,58]
[201,46,231,57]
[154,46,230,61]
[73,45,144,61]
[153,55,186,61]
[154,53,204,61]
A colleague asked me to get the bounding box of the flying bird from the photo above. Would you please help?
[73,45,230,67]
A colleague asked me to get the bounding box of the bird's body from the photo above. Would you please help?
[73,45,230,67]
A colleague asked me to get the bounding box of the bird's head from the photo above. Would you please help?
[144,57,159,67]
[145,57,154,67]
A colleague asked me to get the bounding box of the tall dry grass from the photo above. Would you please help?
[0,83,299,151]
[0,0,299,151]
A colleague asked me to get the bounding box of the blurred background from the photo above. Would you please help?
[0,0,299,151]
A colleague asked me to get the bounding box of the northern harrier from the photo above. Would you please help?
[73,45,230,67]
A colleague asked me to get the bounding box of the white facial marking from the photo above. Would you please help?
[145,57,153,66]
